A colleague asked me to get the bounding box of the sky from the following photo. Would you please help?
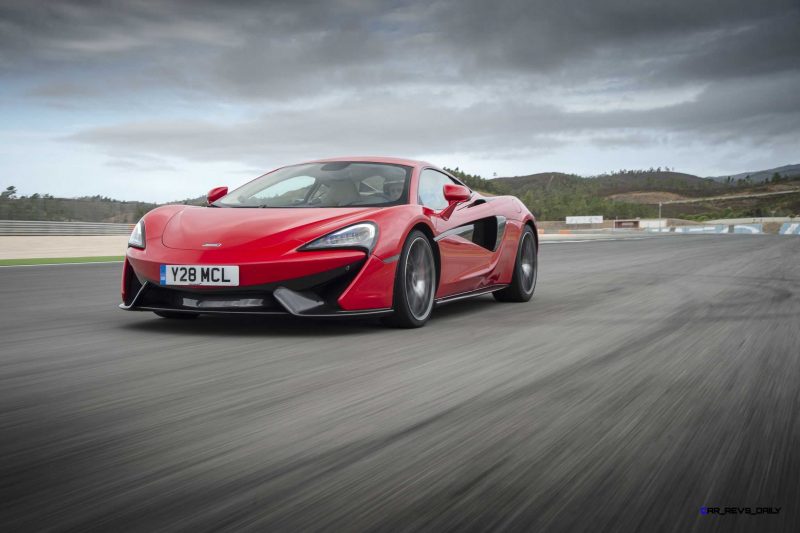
[1,0,798,202]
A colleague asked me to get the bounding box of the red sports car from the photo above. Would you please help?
[120,157,538,327]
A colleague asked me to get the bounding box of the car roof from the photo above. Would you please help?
[307,156,435,169]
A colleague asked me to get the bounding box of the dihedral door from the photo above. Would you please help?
[417,169,505,297]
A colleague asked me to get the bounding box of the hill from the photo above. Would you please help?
[0,194,157,223]
[494,170,726,197]
[0,189,203,223]
[707,164,800,185]
[2,163,799,223]
[447,167,800,221]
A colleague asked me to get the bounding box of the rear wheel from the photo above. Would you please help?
[153,311,199,319]
[494,225,537,302]
[383,230,436,328]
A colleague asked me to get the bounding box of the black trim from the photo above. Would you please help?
[122,305,286,316]
[120,259,367,315]
[494,216,507,252]
[126,304,393,318]
[122,261,144,306]
[119,279,149,309]
[142,260,363,295]
[276,285,393,316]
[434,216,506,252]
[272,286,393,317]
[434,224,475,242]
[273,287,326,314]
[434,284,508,305]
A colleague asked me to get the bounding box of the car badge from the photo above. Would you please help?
[202,243,222,247]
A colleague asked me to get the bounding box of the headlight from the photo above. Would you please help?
[128,220,146,249]
[301,222,377,253]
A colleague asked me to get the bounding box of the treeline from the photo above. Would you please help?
[718,172,800,185]
[0,186,156,223]
[593,167,675,175]
[588,170,725,196]
[3,165,798,223]
[443,167,503,194]
[445,168,685,219]
[444,168,799,220]
[518,190,655,221]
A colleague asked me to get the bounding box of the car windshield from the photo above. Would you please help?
[214,162,412,208]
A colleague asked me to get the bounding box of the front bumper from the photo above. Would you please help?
[120,252,397,317]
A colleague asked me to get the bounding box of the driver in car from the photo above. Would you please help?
[383,180,404,201]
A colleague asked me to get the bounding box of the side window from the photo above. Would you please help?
[418,169,456,210]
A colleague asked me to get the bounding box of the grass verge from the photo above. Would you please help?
[0,256,124,266]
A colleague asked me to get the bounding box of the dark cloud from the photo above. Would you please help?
[2,0,799,174]
[436,0,797,70]
[66,74,800,165]
[5,1,797,91]
[658,13,800,81]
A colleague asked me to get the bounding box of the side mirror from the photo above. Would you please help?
[207,186,228,205]
[439,184,471,220]
[443,184,471,204]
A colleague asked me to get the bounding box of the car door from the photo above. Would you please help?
[418,169,498,297]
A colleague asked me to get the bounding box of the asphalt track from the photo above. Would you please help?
[1,235,798,532]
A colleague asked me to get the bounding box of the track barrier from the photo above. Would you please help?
[779,223,800,235]
[0,220,134,236]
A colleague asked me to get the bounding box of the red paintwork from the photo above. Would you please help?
[439,184,470,221]
[206,186,228,204]
[122,157,537,311]
[443,183,471,202]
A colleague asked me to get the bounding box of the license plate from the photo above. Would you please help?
[160,265,239,286]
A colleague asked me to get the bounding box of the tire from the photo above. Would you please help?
[494,225,537,303]
[153,311,199,319]
[382,230,436,328]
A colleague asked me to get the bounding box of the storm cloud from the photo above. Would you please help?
[1,0,798,200]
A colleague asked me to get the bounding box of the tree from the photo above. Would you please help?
[772,172,782,183]
[1,185,17,199]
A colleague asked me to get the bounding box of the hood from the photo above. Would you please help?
[161,206,380,251]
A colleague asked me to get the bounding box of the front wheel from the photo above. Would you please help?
[494,225,537,302]
[382,230,436,328]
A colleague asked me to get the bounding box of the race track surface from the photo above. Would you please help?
[1,235,798,532]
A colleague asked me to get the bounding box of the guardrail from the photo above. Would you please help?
[648,225,766,234]
[0,220,134,236]
[780,223,800,235]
